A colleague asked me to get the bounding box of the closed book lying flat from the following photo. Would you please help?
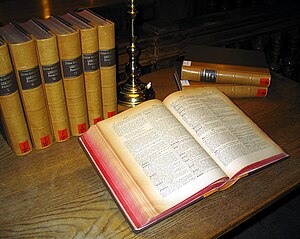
[79,87,288,232]
[175,71,268,98]
[181,45,271,87]
[181,80,268,98]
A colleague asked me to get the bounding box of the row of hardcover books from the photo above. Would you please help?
[176,45,272,98]
[0,9,117,156]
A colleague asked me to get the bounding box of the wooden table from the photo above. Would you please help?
[0,68,299,238]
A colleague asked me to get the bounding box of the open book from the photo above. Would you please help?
[79,88,288,232]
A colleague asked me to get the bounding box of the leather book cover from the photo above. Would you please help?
[0,39,33,155]
[0,23,53,150]
[20,19,71,142]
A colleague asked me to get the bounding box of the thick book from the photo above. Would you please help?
[0,38,33,155]
[0,23,53,149]
[79,87,288,232]
[174,70,268,98]
[181,45,271,87]
[179,80,268,98]
[60,12,104,126]
[38,16,89,136]
[76,9,117,119]
[19,19,71,142]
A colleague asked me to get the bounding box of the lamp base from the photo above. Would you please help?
[118,78,155,107]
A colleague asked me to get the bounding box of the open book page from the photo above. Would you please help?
[163,88,288,179]
[81,125,158,229]
[95,99,228,215]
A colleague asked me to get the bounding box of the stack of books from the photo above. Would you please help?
[176,45,271,98]
[0,9,117,156]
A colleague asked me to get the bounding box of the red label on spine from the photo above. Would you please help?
[260,78,270,86]
[19,140,31,154]
[58,128,69,141]
[78,123,87,134]
[256,88,267,96]
[40,135,51,147]
[93,117,102,124]
[108,111,116,118]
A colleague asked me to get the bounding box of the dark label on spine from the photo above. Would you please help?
[0,71,18,96]
[19,140,31,154]
[84,52,99,72]
[42,62,62,84]
[107,111,116,118]
[200,69,217,82]
[58,128,69,141]
[257,88,267,97]
[40,135,51,148]
[93,117,102,124]
[62,56,83,78]
[260,78,270,87]
[99,48,116,67]
[19,66,42,90]
[77,122,87,134]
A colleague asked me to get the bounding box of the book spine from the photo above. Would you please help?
[8,39,53,149]
[217,85,268,98]
[181,63,271,87]
[0,41,33,155]
[80,27,104,125]
[57,30,89,136]
[35,35,71,142]
[181,81,268,98]
[98,22,117,119]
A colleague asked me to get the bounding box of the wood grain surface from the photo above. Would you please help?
[0,68,299,238]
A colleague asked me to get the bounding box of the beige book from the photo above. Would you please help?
[0,38,32,155]
[79,87,288,232]
[181,45,271,87]
[76,9,117,119]
[19,19,71,142]
[174,72,268,98]
[181,62,271,86]
[181,80,268,98]
[60,13,103,126]
[38,16,89,136]
[0,23,53,149]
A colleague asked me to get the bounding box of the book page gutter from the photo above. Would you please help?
[98,100,227,210]
[163,88,286,179]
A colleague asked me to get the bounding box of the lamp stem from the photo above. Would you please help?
[117,0,154,107]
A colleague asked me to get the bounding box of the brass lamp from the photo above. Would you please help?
[117,0,155,107]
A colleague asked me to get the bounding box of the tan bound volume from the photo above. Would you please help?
[60,13,103,126]
[39,16,89,136]
[181,45,271,87]
[181,62,271,87]
[76,9,117,119]
[19,19,71,142]
[179,80,268,98]
[0,39,33,155]
[0,23,53,149]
